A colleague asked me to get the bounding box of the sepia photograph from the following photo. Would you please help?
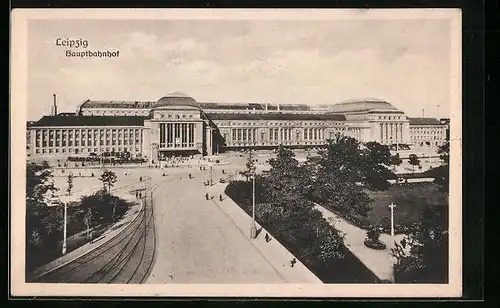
[11,9,462,297]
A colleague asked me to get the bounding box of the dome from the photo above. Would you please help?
[327,99,398,113]
[153,93,200,109]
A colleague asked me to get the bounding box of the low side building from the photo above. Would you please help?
[408,117,448,147]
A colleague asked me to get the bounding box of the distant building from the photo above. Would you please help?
[408,117,448,147]
[27,93,449,161]
[440,118,451,141]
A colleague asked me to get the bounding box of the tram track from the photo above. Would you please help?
[31,178,165,284]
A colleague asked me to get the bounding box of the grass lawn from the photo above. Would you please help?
[340,183,448,233]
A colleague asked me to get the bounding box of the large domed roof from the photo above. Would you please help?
[328,99,399,113]
[153,93,200,109]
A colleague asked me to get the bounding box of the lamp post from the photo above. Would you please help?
[62,198,68,255]
[62,172,73,255]
[250,168,257,239]
[210,164,213,186]
[389,202,396,237]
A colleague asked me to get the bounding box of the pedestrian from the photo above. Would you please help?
[290,258,297,268]
[265,233,270,243]
[136,191,139,199]
[219,194,223,202]
[205,193,209,200]
[139,176,142,182]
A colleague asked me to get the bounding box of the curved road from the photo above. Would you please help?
[146,169,286,284]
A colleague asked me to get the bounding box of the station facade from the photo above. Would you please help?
[27,93,449,161]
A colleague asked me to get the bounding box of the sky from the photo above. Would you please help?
[27,17,453,120]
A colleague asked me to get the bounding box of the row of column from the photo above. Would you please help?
[349,128,362,141]
[304,128,324,141]
[230,127,333,143]
[33,128,142,151]
[232,128,257,142]
[380,122,404,144]
[158,123,195,148]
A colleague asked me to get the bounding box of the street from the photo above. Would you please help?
[146,167,286,283]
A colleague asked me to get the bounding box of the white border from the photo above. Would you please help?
[10,8,462,298]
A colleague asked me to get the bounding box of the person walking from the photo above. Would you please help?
[205,193,209,200]
[265,233,271,243]
[290,258,297,268]
[219,194,223,202]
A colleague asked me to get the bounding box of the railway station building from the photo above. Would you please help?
[27,92,449,161]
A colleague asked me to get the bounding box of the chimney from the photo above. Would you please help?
[422,108,425,118]
[52,94,58,116]
[277,104,280,112]
[265,103,268,111]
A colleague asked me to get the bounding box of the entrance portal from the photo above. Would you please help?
[157,150,201,160]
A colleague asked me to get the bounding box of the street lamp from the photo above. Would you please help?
[62,172,73,255]
[389,202,396,237]
[210,163,213,186]
[62,199,68,255]
[250,168,257,239]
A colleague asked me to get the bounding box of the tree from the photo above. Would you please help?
[26,161,58,210]
[25,162,60,272]
[79,189,132,224]
[390,153,403,172]
[312,134,372,218]
[361,141,395,190]
[83,208,93,240]
[408,154,421,172]
[242,150,256,181]
[391,204,448,282]
[433,142,450,193]
[99,170,118,193]
[66,173,74,199]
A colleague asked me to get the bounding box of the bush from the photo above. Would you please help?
[79,189,133,225]
[364,226,386,250]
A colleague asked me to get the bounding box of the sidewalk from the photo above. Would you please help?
[208,183,323,284]
[314,204,406,282]
[28,185,145,281]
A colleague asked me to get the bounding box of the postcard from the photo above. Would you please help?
[11,8,462,297]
